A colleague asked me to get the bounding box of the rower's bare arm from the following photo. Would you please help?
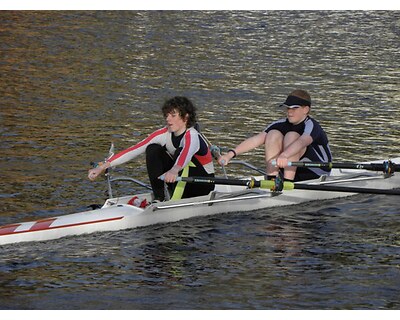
[218,132,267,165]
[236,132,267,154]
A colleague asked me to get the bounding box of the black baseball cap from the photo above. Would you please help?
[280,95,311,108]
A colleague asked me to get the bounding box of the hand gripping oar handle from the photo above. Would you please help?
[210,145,228,178]
[193,124,227,178]
[272,160,400,175]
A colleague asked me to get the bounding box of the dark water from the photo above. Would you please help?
[1,11,400,309]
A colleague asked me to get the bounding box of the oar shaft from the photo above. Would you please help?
[176,176,400,195]
[177,176,293,190]
[286,161,400,172]
[293,183,400,195]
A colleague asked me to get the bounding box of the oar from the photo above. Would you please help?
[273,160,400,174]
[292,182,400,195]
[174,176,400,195]
[176,176,279,189]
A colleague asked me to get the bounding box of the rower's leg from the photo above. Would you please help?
[265,129,284,176]
[146,144,174,201]
[282,132,305,181]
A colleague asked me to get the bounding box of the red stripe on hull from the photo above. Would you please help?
[30,218,57,231]
[0,224,22,236]
[0,216,124,237]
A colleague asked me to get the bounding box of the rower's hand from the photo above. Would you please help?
[88,167,103,181]
[274,156,289,168]
[218,154,231,166]
[88,162,110,181]
[162,166,180,183]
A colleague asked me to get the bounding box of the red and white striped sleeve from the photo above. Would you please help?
[174,128,200,169]
[107,127,169,167]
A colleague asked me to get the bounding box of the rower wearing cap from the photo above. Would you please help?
[218,89,332,182]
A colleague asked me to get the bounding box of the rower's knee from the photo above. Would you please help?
[265,130,283,146]
[283,132,300,146]
[146,143,163,159]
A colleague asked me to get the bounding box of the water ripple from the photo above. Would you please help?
[1,11,400,310]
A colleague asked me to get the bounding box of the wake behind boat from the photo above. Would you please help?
[1,157,400,246]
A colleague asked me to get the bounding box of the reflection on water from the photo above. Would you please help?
[1,11,400,309]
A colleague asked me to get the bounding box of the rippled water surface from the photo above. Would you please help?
[1,11,400,309]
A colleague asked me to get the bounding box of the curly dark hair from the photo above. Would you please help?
[161,96,197,128]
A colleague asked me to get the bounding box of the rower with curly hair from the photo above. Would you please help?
[88,96,215,201]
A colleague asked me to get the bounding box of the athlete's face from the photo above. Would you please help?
[165,108,188,135]
[286,105,309,125]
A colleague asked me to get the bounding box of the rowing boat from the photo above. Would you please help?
[1,157,399,246]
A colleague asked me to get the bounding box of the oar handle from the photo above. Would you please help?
[210,145,222,160]
[210,145,227,172]
[271,160,298,167]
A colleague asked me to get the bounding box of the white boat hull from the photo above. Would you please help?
[1,159,400,246]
